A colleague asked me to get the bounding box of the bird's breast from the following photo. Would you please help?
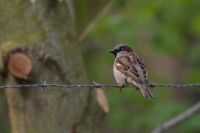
[113,63,127,85]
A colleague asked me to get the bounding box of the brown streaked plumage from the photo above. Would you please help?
[110,44,153,99]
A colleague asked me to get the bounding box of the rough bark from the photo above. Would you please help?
[0,0,104,133]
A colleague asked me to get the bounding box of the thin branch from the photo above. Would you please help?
[152,101,200,133]
[77,0,115,44]
[64,0,75,24]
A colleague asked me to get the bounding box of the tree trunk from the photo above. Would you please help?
[0,0,104,133]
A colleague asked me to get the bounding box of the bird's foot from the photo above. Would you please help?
[118,85,125,92]
[135,87,139,91]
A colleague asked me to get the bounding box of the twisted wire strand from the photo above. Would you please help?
[150,83,200,88]
[0,82,200,89]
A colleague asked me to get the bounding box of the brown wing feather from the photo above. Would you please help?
[115,55,139,80]
[133,54,148,80]
[116,53,148,81]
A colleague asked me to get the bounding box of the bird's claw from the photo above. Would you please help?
[118,85,125,92]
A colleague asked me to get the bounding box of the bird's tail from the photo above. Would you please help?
[138,84,154,99]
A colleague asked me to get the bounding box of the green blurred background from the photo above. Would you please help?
[0,0,200,133]
[80,0,200,132]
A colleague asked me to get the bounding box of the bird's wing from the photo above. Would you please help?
[116,53,153,99]
[115,53,148,83]
[134,54,148,80]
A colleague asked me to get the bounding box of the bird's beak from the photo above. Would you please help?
[109,49,117,56]
[109,49,115,54]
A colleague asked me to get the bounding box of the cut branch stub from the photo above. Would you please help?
[8,52,32,79]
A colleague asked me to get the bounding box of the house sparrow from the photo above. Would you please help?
[110,44,154,99]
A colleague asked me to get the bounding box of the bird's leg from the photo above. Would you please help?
[131,84,139,91]
[118,79,129,92]
[135,87,139,91]
[118,84,125,92]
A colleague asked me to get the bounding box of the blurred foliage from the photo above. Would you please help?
[81,0,200,132]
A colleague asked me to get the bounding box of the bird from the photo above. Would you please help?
[109,44,154,99]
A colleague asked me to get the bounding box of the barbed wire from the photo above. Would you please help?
[0,81,200,89]
[151,83,200,88]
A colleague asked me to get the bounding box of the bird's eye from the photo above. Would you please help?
[119,47,124,51]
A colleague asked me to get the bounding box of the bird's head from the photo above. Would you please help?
[109,44,133,56]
